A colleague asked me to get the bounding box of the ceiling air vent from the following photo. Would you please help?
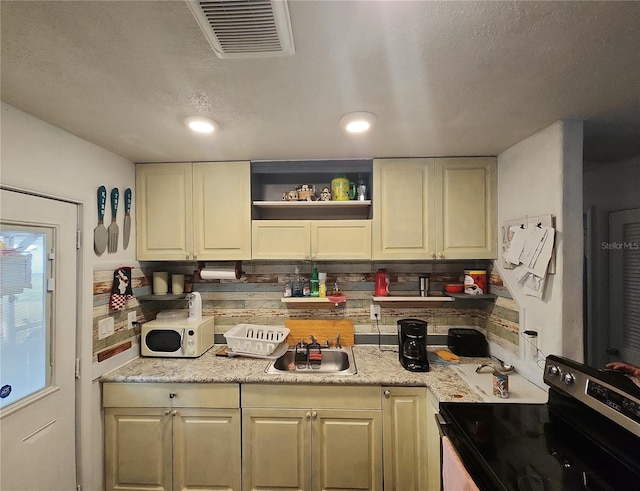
[186,0,295,59]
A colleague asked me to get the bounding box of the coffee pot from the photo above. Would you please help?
[397,318,429,372]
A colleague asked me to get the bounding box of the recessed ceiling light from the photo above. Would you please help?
[183,116,219,134]
[340,112,376,134]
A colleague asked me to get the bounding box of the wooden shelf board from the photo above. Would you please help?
[371,295,454,302]
[138,294,187,301]
[281,297,346,306]
[443,292,497,300]
[253,200,371,209]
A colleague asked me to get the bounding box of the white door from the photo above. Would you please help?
[609,208,640,366]
[0,189,78,490]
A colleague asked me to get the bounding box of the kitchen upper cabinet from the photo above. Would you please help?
[136,161,251,261]
[136,163,193,260]
[382,387,428,491]
[103,383,241,491]
[192,162,252,260]
[435,157,497,259]
[372,158,496,260]
[241,384,383,491]
[252,220,372,260]
[373,158,436,260]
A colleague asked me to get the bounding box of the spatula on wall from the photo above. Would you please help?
[93,185,108,255]
[107,187,119,253]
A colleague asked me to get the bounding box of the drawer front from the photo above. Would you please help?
[241,384,381,409]
[103,383,239,408]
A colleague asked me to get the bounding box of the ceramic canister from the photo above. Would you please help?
[331,176,352,201]
[464,270,487,295]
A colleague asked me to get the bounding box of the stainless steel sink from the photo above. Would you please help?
[265,347,357,376]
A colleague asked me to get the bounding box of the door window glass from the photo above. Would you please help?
[0,223,52,409]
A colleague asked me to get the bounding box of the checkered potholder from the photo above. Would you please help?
[109,267,133,311]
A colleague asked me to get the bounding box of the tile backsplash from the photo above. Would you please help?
[93,261,519,363]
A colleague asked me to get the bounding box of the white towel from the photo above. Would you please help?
[441,436,480,491]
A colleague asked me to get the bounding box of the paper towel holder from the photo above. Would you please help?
[196,261,244,281]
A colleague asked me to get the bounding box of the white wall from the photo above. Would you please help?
[1,102,136,491]
[495,120,584,383]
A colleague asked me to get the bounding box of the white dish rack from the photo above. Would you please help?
[224,324,290,357]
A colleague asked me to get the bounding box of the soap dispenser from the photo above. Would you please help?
[187,292,202,321]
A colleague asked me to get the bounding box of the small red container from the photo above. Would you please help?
[444,283,464,293]
[375,269,389,296]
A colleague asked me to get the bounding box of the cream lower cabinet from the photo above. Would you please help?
[103,383,241,491]
[251,220,372,260]
[382,387,429,491]
[241,384,382,491]
[136,161,251,261]
[373,158,496,260]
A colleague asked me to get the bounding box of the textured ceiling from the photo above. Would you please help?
[1,1,639,163]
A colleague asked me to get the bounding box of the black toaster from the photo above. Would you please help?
[447,328,488,357]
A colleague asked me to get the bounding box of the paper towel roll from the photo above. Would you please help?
[200,268,239,280]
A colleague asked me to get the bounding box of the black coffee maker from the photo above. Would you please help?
[397,318,429,372]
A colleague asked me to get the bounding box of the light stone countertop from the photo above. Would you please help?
[101,345,487,403]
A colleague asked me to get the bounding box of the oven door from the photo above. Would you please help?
[141,326,185,357]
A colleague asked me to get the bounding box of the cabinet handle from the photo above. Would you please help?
[172,410,177,417]
[384,390,391,397]
[186,254,190,260]
[164,409,170,416]
[311,411,318,419]
[169,392,176,399]
[305,412,312,420]
[438,253,445,259]
[430,251,436,259]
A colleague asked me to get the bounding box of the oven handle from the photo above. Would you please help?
[436,412,449,438]
[180,328,186,355]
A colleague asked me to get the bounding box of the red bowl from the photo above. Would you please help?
[444,283,464,293]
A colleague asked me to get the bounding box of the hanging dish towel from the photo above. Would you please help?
[109,267,133,311]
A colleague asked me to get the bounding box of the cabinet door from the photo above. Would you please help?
[173,408,241,491]
[435,157,497,259]
[242,408,312,491]
[104,407,172,491]
[382,387,428,491]
[313,409,382,491]
[372,159,436,259]
[251,220,311,260]
[311,220,372,260]
[136,163,193,260]
[193,162,251,260]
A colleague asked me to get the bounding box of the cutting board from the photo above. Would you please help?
[285,319,354,346]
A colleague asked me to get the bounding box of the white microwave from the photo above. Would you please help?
[141,316,215,358]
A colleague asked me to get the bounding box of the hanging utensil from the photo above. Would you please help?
[93,185,108,255]
[123,188,132,250]
[107,187,119,253]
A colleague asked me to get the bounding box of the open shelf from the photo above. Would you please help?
[443,292,497,300]
[253,200,371,209]
[138,293,187,301]
[371,295,454,302]
[281,297,346,307]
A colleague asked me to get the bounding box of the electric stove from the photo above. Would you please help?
[439,355,640,491]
